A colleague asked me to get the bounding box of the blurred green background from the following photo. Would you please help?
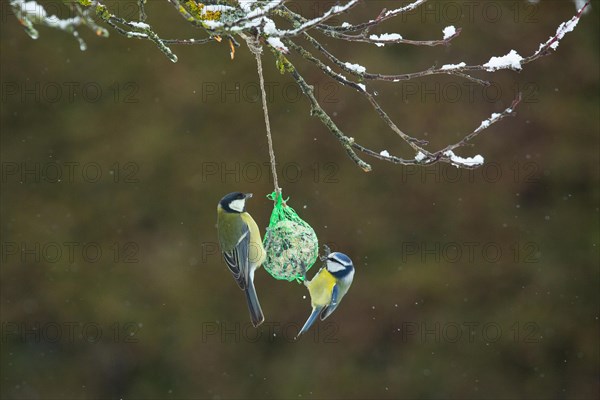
[1,0,598,399]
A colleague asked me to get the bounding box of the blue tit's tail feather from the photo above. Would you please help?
[296,306,323,339]
[244,280,264,327]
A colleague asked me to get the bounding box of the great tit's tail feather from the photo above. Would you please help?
[244,280,264,327]
[296,307,323,339]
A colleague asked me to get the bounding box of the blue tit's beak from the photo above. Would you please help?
[244,193,253,199]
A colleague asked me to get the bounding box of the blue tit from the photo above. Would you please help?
[297,252,355,338]
[217,192,266,327]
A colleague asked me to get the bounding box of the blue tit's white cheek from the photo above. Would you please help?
[326,260,346,273]
[229,199,246,212]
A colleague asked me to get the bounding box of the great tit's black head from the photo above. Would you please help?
[325,252,354,278]
[219,192,253,213]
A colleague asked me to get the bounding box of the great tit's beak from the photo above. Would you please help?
[244,193,253,199]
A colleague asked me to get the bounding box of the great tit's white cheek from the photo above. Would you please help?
[326,260,346,273]
[229,199,246,212]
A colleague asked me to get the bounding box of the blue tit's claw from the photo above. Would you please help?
[321,244,332,261]
[319,244,331,262]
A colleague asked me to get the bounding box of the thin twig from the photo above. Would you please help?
[284,38,428,153]
[270,48,372,171]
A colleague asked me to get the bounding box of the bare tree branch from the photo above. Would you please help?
[9,0,591,171]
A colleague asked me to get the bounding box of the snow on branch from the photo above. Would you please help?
[9,0,591,171]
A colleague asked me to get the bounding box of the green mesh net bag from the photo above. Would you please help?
[262,191,319,282]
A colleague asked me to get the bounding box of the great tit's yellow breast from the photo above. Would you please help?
[306,269,336,307]
[217,206,246,252]
[240,212,266,266]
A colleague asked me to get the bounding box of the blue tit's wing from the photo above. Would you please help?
[296,306,324,339]
[222,224,250,290]
[319,284,339,321]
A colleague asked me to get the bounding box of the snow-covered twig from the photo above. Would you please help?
[10,0,107,50]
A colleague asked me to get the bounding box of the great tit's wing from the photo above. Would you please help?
[320,284,339,321]
[222,224,250,290]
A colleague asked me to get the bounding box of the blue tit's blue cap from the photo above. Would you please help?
[328,252,353,267]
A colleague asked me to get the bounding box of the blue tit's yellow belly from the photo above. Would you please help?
[306,269,336,307]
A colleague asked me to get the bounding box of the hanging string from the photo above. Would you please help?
[245,34,281,196]
[243,36,319,282]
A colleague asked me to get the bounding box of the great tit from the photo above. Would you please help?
[297,252,355,338]
[217,192,266,327]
